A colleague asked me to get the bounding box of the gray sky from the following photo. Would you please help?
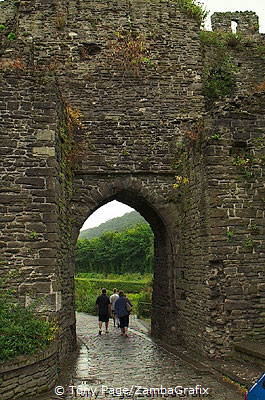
[81,201,134,230]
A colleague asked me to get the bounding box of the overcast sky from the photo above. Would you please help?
[81,201,134,230]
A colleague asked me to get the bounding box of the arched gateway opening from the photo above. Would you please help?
[70,180,180,346]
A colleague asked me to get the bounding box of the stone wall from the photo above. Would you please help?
[171,126,211,353]
[0,343,58,399]
[203,93,265,356]
[202,12,265,98]
[0,0,264,382]
[1,0,206,358]
[0,72,76,354]
[211,11,259,36]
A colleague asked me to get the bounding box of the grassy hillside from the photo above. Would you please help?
[79,211,147,239]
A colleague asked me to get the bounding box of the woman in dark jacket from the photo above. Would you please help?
[114,291,132,337]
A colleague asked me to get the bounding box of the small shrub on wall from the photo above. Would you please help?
[176,0,208,25]
[109,31,155,76]
[0,285,57,362]
[203,57,237,104]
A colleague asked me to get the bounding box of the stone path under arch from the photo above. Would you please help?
[34,313,243,400]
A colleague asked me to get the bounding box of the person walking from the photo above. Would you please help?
[114,290,132,337]
[96,288,111,335]
[109,288,119,327]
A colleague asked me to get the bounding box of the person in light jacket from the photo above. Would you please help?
[110,288,119,327]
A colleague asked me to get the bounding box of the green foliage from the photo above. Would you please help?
[29,231,39,240]
[0,24,7,30]
[200,31,245,50]
[75,274,152,315]
[76,272,152,281]
[243,238,254,249]
[0,288,56,362]
[210,133,221,140]
[137,289,152,318]
[233,156,250,167]
[176,0,208,24]
[76,223,154,274]
[110,31,154,76]
[79,211,146,240]
[233,155,255,178]
[200,30,265,63]
[76,277,151,294]
[203,56,237,103]
[200,30,224,47]
[172,175,189,189]
[7,32,16,40]
[226,230,234,241]
[75,279,98,315]
[200,31,243,105]
[249,223,258,232]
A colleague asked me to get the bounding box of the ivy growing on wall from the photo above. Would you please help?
[200,31,246,50]
[202,57,237,104]
[200,31,239,106]
[176,0,208,25]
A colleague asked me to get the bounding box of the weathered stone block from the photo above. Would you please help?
[224,267,238,276]
[224,300,250,311]
[36,129,55,141]
[20,282,51,294]
[32,147,55,157]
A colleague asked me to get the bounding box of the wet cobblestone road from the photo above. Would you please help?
[36,313,243,400]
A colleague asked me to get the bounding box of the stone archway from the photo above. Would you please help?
[70,176,181,345]
[1,0,264,367]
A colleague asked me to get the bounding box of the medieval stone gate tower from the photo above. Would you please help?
[0,0,265,365]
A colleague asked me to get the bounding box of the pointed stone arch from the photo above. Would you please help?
[71,175,181,344]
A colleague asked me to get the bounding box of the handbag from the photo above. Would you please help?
[126,300,132,312]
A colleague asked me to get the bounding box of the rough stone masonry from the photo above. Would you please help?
[0,0,265,370]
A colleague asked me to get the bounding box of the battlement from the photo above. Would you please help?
[211,11,259,35]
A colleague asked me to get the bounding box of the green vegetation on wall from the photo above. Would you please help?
[200,31,245,50]
[110,31,154,76]
[176,0,208,24]
[0,286,56,362]
[200,30,265,105]
[202,57,237,103]
[200,31,239,105]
